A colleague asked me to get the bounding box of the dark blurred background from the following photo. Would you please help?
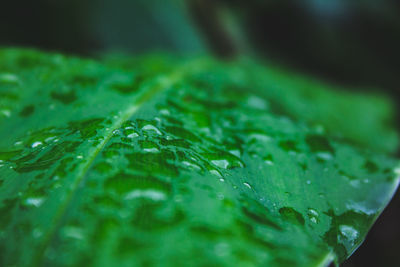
[1,0,399,266]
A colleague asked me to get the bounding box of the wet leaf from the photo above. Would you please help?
[0,49,399,267]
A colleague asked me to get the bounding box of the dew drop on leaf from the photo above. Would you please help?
[243,182,252,189]
[125,189,167,201]
[142,124,162,135]
[211,159,229,169]
[316,152,333,161]
[23,196,45,208]
[264,155,274,165]
[31,141,43,148]
[0,109,11,118]
[62,226,85,240]
[182,161,201,171]
[209,168,223,178]
[32,228,43,239]
[307,208,320,224]
[0,73,19,84]
[339,225,359,247]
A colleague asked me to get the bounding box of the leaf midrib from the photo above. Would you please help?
[33,66,187,265]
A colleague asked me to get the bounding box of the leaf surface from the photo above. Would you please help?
[0,49,399,267]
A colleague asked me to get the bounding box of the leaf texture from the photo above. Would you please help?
[0,49,399,267]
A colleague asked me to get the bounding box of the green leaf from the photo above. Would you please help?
[0,49,398,267]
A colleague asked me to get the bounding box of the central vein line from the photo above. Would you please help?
[35,66,186,265]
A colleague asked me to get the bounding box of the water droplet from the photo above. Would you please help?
[31,141,43,148]
[143,148,159,153]
[210,169,223,177]
[205,153,244,170]
[159,109,170,115]
[308,208,319,216]
[214,242,229,256]
[63,226,84,240]
[24,196,44,207]
[32,228,43,239]
[211,159,229,169]
[350,180,360,188]
[142,124,162,135]
[249,133,271,143]
[127,132,139,138]
[243,182,252,189]
[14,141,23,146]
[307,208,319,224]
[139,140,160,153]
[76,155,83,159]
[217,193,225,200]
[345,201,375,215]
[316,152,333,161]
[306,180,311,185]
[44,136,57,143]
[229,150,241,157]
[182,161,201,171]
[339,225,359,246]
[0,73,19,84]
[125,189,167,201]
[264,155,274,165]
[247,95,268,110]
[1,109,11,118]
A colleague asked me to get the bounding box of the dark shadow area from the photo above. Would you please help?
[342,187,400,267]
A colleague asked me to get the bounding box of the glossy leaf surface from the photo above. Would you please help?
[0,49,399,267]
